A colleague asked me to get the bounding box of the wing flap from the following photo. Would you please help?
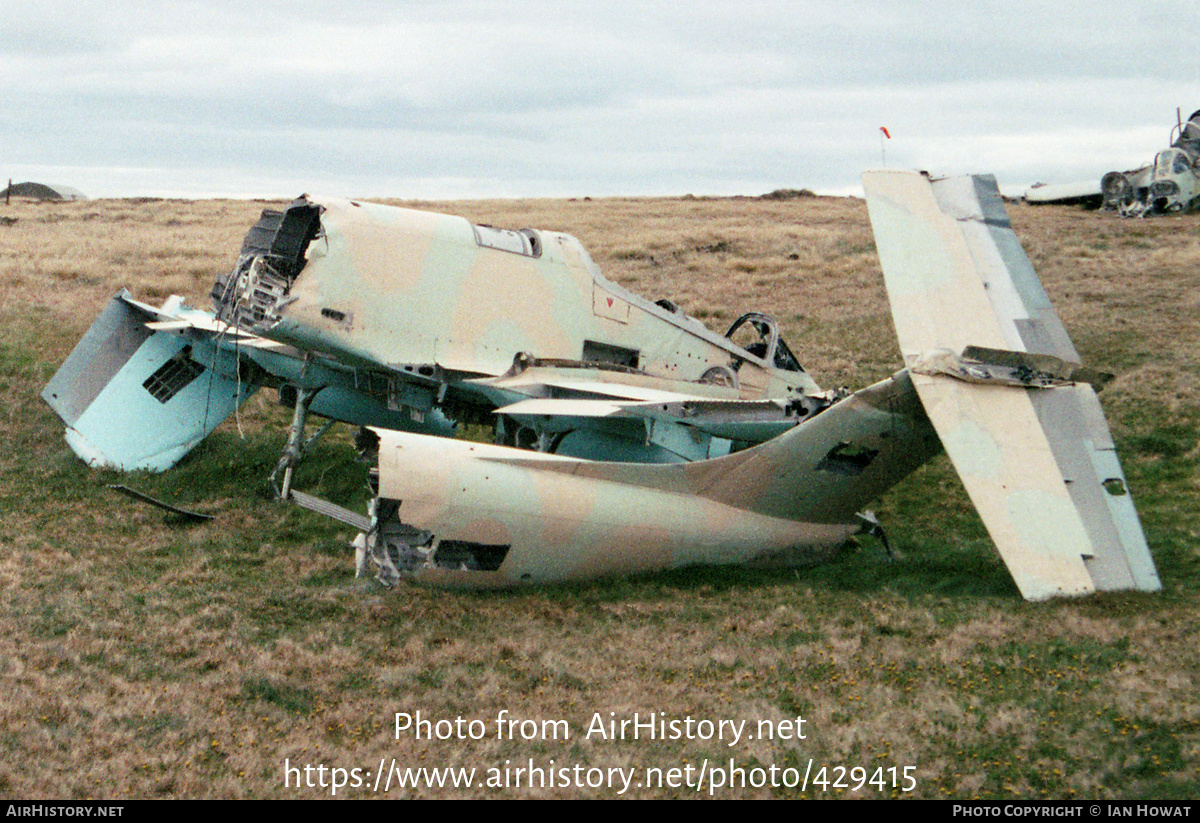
[494,398,633,418]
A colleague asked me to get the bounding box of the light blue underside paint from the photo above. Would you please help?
[67,332,255,471]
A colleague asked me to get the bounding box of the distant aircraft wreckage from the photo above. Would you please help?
[1102,109,1200,216]
[43,171,1161,601]
[1026,108,1200,217]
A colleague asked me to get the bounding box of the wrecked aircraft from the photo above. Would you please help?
[1027,108,1200,216]
[42,171,1161,601]
[1101,108,1200,216]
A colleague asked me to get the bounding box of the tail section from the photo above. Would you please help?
[362,370,941,588]
[863,170,1160,599]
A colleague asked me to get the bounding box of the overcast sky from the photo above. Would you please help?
[4,1,1199,199]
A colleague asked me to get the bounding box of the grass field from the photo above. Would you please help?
[0,191,1196,799]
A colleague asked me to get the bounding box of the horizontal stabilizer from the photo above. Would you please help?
[863,170,1160,600]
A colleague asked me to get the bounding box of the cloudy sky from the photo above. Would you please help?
[4,1,1199,199]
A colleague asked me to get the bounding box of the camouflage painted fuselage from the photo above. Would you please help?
[215,196,818,403]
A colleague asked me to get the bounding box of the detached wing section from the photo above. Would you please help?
[863,170,1160,600]
[41,291,257,471]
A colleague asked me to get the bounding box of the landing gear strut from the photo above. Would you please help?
[269,386,335,500]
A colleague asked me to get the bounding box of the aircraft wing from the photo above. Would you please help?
[863,170,1160,600]
[41,289,455,472]
[41,290,259,471]
[1023,180,1103,206]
